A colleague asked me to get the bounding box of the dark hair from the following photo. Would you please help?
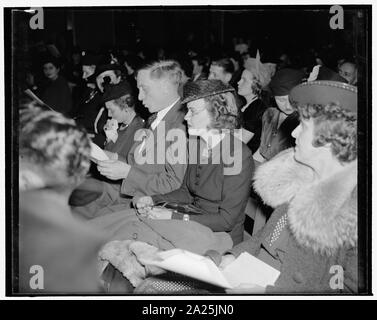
[211,58,235,75]
[42,56,62,69]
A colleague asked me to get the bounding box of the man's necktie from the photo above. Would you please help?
[145,113,158,129]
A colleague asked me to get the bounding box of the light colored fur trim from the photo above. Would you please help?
[253,148,315,208]
[253,148,357,254]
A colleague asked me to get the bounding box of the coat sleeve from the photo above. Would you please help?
[121,160,187,197]
[187,147,254,232]
[120,124,188,197]
[151,168,193,204]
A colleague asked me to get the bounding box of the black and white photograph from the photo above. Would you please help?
[2,1,373,302]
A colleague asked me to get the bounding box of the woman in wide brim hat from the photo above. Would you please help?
[220,80,358,293]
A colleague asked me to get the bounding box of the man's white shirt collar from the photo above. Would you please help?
[151,97,180,130]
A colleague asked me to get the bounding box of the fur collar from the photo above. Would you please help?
[253,148,357,255]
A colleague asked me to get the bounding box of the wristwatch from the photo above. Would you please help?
[183,214,190,222]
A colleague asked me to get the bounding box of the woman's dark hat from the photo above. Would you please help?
[289,80,357,113]
[269,68,305,96]
[182,79,235,104]
[102,81,133,103]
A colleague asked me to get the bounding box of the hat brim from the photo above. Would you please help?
[181,88,235,104]
[289,81,357,113]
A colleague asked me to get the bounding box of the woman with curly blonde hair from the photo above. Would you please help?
[18,106,105,293]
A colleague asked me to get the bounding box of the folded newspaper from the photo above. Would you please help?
[138,249,280,289]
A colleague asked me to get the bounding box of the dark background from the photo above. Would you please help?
[13,6,364,55]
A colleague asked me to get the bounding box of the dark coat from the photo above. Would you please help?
[104,115,145,161]
[259,107,299,161]
[121,100,188,197]
[152,134,254,245]
[41,75,72,116]
[241,98,266,153]
[19,189,105,293]
[230,149,358,293]
[74,86,107,147]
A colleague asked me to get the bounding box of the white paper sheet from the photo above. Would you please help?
[90,142,109,161]
[222,252,281,288]
[139,249,233,288]
[139,249,280,289]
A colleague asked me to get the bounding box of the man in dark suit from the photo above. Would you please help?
[73,60,188,218]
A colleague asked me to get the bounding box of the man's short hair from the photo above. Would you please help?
[136,60,184,86]
[296,102,357,163]
[211,58,235,75]
[19,107,91,187]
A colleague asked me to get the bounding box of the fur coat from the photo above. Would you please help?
[230,148,358,293]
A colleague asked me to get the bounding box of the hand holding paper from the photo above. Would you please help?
[90,142,109,162]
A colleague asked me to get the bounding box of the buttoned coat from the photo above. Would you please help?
[152,134,254,245]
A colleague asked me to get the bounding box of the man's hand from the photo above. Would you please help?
[134,196,154,216]
[103,150,118,160]
[97,159,131,180]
